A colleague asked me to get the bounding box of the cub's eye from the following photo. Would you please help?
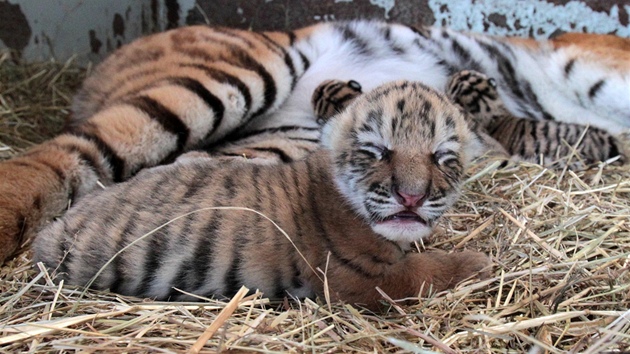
[433,149,459,165]
[358,143,390,160]
[488,78,497,88]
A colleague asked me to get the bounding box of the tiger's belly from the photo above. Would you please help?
[246,22,450,131]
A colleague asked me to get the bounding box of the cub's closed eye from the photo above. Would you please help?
[358,143,390,160]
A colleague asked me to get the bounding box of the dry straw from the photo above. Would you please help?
[1,56,629,353]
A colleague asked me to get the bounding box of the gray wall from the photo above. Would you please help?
[1,0,628,65]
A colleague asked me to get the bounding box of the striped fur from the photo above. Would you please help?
[314,73,626,169]
[446,70,626,168]
[34,81,490,308]
[1,21,629,265]
[312,79,363,123]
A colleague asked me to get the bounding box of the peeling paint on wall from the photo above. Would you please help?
[429,0,630,38]
[0,2,32,53]
[0,0,195,64]
[369,0,396,19]
[1,0,628,65]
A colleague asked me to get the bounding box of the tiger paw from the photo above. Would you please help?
[311,79,362,123]
[430,250,493,289]
[0,152,74,265]
[446,70,507,128]
[449,250,493,283]
[0,208,25,265]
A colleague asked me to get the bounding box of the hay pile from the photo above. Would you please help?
[1,56,629,353]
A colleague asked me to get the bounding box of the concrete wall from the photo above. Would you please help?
[0,0,195,63]
[1,0,628,64]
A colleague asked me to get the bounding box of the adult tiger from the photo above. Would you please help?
[0,20,628,265]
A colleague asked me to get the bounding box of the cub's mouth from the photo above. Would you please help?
[378,211,427,225]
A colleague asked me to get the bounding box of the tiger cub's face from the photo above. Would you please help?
[322,81,479,245]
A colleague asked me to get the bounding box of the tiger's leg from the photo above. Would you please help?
[326,250,491,309]
[0,26,312,264]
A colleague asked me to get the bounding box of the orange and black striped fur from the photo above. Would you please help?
[34,81,491,308]
[1,21,629,265]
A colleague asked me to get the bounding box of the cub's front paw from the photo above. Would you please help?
[311,79,362,123]
[0,208,24,264]
[447,250,493,285]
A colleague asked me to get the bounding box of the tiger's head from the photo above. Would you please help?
[321,81,482,245]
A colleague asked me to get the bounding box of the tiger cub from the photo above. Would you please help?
[313,72,626,169]
[446,70,625,168]
[34,81,491,308]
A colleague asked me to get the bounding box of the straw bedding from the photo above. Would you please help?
[1,53,629,353]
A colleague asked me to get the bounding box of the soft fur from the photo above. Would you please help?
[0,21,629,265]
[34,81,490,308]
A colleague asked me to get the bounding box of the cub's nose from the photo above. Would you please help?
[393,188,426,208]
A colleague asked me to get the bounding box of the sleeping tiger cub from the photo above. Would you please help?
[313,72,626,168]
[1,20,629,265]
[34,81,491,308]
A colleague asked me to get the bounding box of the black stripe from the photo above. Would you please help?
[167,77,226,136]
[255,32,298,89]
[226,47,278,118]
[8,159,65,183]
[404,24,428,38]
[287,31,296,45]
[166,213,198,299]
[607,135,620,160]
[174,39,277,118]
[67,127,126,182]
[98,67,163,104]
[212,27,257,48]
[325,82,346,98]
[224,233,244,297]
[179,63,252,114]
[479,42,555,121]
[588,80,605,99]
[137,219,168,297]
[338,25,371,56]
[52,141,105,178]
[250,147,292,163]
[109,214,137,293]
[296,50,310,71]
[333,92,359,108]
[223,173,251,297]
[126,95,190,154]
[192,213,220,291]
[564,59,576,77]
[451,39,472,65]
